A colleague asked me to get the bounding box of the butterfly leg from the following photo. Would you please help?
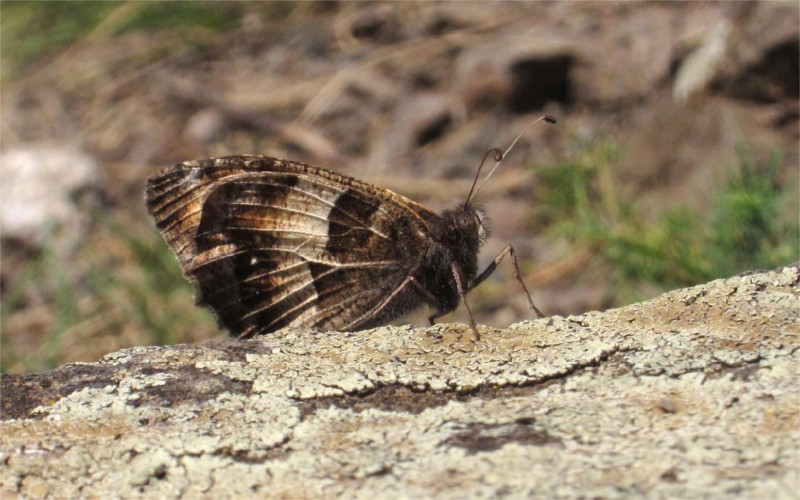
[368,275,423,317]
[450,262,480,340]
[398,280,449,325]
[470,244,544,318]
[362,274,443,328]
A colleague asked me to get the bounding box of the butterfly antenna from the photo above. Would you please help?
[464,114,557,207]
[464,148,503,209]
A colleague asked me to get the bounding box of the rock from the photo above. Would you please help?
[674,5,799,105]
[375,92,452,166]
[1,266,798,499]
[0,146,98,248]
[453,37,575,114]
[348,4,403,45]
[183,108,226,144]
[673,19,733,103]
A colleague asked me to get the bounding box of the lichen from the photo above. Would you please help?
[1,266,798,499]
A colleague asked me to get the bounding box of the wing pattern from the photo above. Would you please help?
[146,155,438,337]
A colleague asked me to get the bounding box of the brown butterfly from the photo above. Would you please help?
[145,117,553,339]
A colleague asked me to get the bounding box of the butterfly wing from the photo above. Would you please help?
[145,155,438,337]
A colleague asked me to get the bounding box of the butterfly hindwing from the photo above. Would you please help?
[146,155,438,337]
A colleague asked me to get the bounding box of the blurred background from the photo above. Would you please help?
[1,2,797,374]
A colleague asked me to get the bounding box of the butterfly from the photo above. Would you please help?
[145,117,553,339]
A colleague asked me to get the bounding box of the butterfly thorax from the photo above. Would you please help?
[415,204,489,311]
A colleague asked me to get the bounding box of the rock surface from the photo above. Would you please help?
[1,266,798,499]
[0,146,98,248]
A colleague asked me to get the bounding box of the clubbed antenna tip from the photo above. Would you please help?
[464,114,558,206]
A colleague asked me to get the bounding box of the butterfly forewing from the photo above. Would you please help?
[146,155,437,337]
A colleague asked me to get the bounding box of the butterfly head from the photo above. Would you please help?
[441,203,490,248]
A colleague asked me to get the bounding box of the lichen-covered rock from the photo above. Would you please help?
[1,266,798,499]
